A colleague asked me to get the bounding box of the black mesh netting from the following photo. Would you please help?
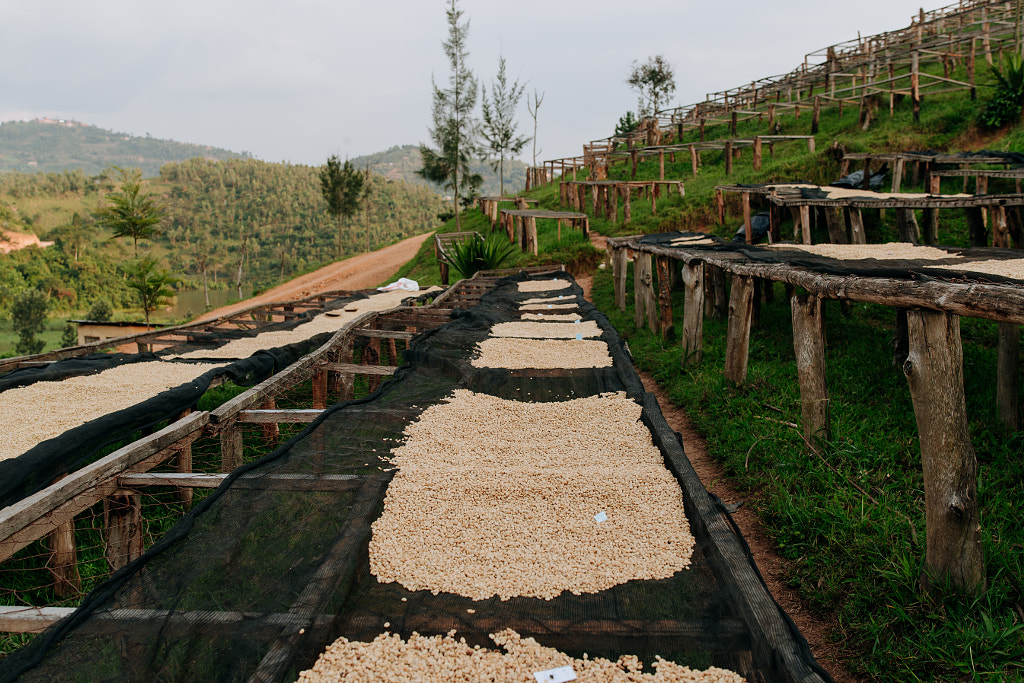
[0,293,371,511]
[0,274,830,683]
[637,230,1024,286]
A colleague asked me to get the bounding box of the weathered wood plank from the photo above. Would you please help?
[237,409,326,423]
[117,472,364,492]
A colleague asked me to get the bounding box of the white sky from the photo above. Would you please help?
[1,0,934,167]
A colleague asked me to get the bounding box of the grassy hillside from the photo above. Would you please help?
[0,119,245,176]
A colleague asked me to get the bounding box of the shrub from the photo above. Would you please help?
[447,235,517,279]
[979,52,1024,129]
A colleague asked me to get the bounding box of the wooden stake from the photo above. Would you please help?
[47,494,80,597]
[892,158,905,193]
[752,137,762,172]
[791,294,831,447]
[724,275,755,385]
[997,323,1020,430]
[811,96,821,135]
[312,367,328,409]
[634,252,658,333]
[911,51,921,123]
[682,262,704,366]
[690,145,699,177]
[742,193,753,244]
[220,423,244,473]
[724,140,733,175]
[656,256,674,339]
[613,247,628,312]
[705,264,728,320]
[993,206,1010,248]
[904,309,985,593]
[104,488,143,572]
[799,205,812,244]
[659,149,665,180]
[715,188,725,225]
[848,208,867,244]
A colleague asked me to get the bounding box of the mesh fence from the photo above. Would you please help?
[0,275,830,683]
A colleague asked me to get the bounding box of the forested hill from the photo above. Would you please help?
[0,157,448,325]
[0,119,245,176]
[351,144,529,197]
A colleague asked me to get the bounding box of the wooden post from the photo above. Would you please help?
[220,422,244,473]
[699,118,706,141]
[705,264,728,320]
[338,337,355,401]
[997,323,1020,430]
[903,309,985,593]
[724,140,733,175]
[968,37,977,100]
[623,185,632,224]
[104,488,143,572]
[656,256,674,339]
[811,96,821,135]
[47,507,81,597]
[848,208,867,244]
[799,205,812,244]
[896,209,921,244]
[607,183,618,223]
[767,103,775,130]
[633,252,658,333]
[742,192,753,244]
[911,51,921,123]
[312,367,328,409]
[791,295,831,448]
[752,136,762,172]
[526,217,539,256]
[993,206,1010,248]
[681,262,704,366]
[659,149,665,180]
[892,158,905,193]
[631,150,638,179]
[591,184,600,217]
[824,206,848,244]
[613,247,628,312]
[724,275,755,386]
[715,188,725,226]
[690,145,699,177]
[923,174,941,244]
[730,111,738,136]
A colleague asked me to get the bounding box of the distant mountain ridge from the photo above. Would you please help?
[0,119,246,176]
[349,144,529,197]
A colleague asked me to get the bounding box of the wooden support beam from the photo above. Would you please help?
[791,295,831,448]
[48,517,80,597]
[896,208,920,244]
[690,145,699,177]
[238,408,326,423]
[847,208,867,244]
[997,323,1020,431]
[656,256,674,339]
[354,329,415,340]
[823,206,848,244]
[659,149,665,180]
[705,264,728,320]
[715,188,725,225]
[799,205,812,244]
[752,137,762,172]
[118,472,364,492]
[891,158,905,193]
[681,262,704,366]
[724,275,755,385]
[904,309,985,593]
[311,367,328,410]
[743,193,753,244]
[613,247,628,312]
[633,252,658,333]
[220,423,244,473]
[103,488,143,572]
[993,206,1010,248]
[724,140,733,175]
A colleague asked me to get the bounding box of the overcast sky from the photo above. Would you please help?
[2,0,933,168]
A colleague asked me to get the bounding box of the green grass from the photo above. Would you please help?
[589,265,1024,681]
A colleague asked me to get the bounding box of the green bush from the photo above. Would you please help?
[980,52,1024,128]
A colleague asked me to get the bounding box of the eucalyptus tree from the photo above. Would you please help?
[418,0,480,229]
[481,56,529,197]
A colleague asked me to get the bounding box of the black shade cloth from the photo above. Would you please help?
[0,274,830,683]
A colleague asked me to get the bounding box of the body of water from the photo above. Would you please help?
[153,287,254,321]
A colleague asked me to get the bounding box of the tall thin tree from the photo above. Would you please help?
[94,166,165,256]
[526,89,545,168]
[481,56,529,197]
[418,0,479,230]
[319,155,365,258]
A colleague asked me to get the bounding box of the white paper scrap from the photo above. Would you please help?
[575,333,583,340]
[534,665,577,683]
[594,511,608,523]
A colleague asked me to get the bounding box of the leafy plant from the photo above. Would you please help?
[11,288,48,355]
[125,257,177,327]
[979,51,1024,129]
[93,166,165,256]
[447,234,516,279]
[615,111,639,137]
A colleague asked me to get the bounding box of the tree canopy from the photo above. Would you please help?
[418,0,480,229]
[125,256,177,327]
[627,55,677,116]
[93,166,165,256]
[319,155,365,258]
[481,56,529,197]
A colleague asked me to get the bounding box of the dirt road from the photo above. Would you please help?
[198,232,433,321]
